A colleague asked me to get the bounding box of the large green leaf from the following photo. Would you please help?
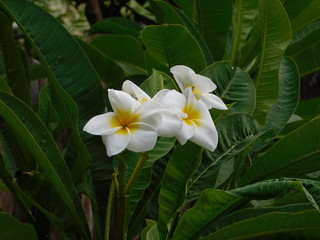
[286,21,320,76]
[253,0,292,126]
[202,210,320,240]
[141,24,206,75]
[91,34,146,74]
[0,92,91,239]
[0,11,30,104]
[171,0,194,20]
[0,1,111,234]
[152,0,213,65]
[194,0,233,60]
[229,0,259,64]
[241,115,320,185]
[201,61,256,114]
[157,141,202,240]
[0,212,38,240]
[172,189,242,240]
[284,0,320,33]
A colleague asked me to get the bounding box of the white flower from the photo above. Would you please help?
[154,88,218,151]
[122,80,182,138]
[83,89,162,157]
[170,65,227,110]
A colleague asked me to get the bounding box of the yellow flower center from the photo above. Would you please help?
[110,109,140,135]
[182,104,201,126]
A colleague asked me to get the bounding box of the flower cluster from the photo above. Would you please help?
[83,65,227,157]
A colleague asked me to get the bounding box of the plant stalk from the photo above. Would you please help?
[104,173,117,240]
[125,152,149,194]
[116,153,127,240]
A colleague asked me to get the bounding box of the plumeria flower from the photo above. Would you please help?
[83,89,162,157]
[154,87,218,151]
[122,80,182,138]
[170,65,227,110]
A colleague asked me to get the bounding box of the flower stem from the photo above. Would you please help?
[105,173,116,240]
[125,152,149,194]
[116,152,127,240]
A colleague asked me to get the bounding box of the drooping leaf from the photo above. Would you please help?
[194,0,233,60]
[157,142,203,240]
[201,61,256,114]
[253,0,292,126]
[0,91,91,239]
[141,24,206,75]
[172,189,242,240]
[0,1,110,235]
[171,0,194,20]
[241,115,320,185]
[0,212,38,240]
[202,210,320,240]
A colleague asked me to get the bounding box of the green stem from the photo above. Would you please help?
[125,152,149,194]
[105,173,117,240]
[116,153,127,240]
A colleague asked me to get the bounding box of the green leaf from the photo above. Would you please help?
[189,114,260,194]
[152,0,213,65]
[91,34,146,74]
[253,0,292,126]
[157,141,203,240]
[140,69,177,97]
[141,219,159,240]
[194,0,233,60]
[0,75,11,93]
[0,92,91,239]
[263,56,300,132]
[229,0,259,64]
[241,115,320,185]
[0,212,38,240]
[284,0,320,33]
[76,38,125,85]
[89,17,142,38]
[0,11,30,104]
[202,210,320,240]
[201,61,256,114]
[286,21,320,76]
[0,1,111,233]
[172,189,242,240]
[141,24,206,75]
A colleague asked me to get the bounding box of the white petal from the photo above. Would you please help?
[102,129,130,157]
[198,93,228,110]
[190,73,217,93]
[108,89,139,114]
[127,122,158,152]
[154,89,186,114]
[170,65,195,91]
[83,112,121,135]
[157,110,183,137]
[122,80,151,103]
[190,120,218,151]
[136,100,163,129]
[176,121,196,145]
